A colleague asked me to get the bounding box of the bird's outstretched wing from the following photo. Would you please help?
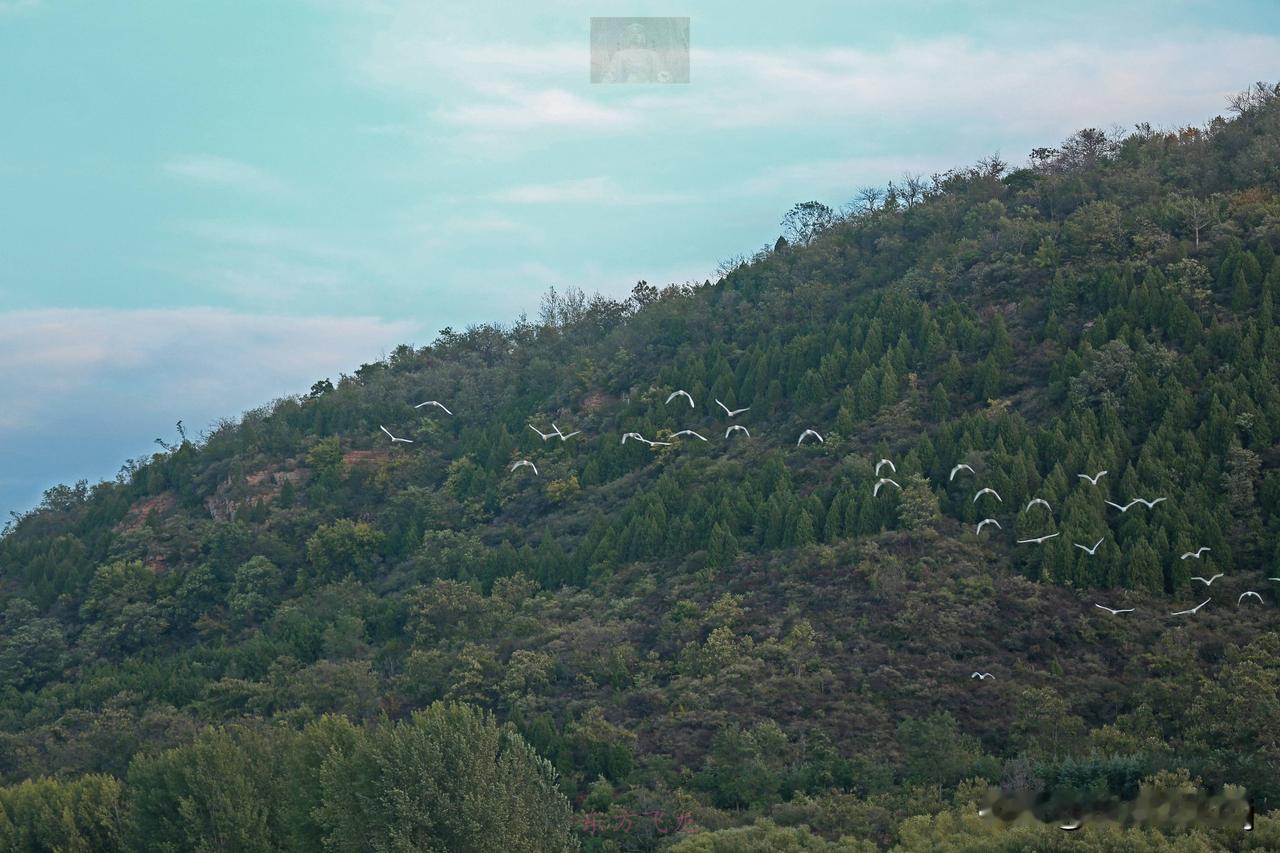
[666,390,695,407]
[1075,538,1104,554]
[1171,598,1212,615]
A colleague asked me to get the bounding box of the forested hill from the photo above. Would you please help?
[4,84,1280,851]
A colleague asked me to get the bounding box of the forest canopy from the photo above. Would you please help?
[3,83,1280,851]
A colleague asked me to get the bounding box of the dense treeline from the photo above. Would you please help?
[2,83,1280,850]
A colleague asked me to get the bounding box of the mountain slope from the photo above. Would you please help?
[3,83,1280,850]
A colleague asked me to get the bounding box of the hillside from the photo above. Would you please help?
[3,83,1280,851]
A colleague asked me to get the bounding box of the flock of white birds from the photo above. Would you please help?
[377,388,1273,684]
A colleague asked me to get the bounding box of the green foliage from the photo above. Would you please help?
[317,702,578,852]
[126,728,274,852]
[228,556,284,623]
[670,818,876,851]
[0,774,125,852]
[304,519,384,584]
[897,474,940,530]
[897,712,999,788]
[2,89,1280,849]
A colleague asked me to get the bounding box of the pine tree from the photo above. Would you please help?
[989,314,1014,366]
[976,355,1002,399]
[1128,541,1163,592]
[928,383,950,422]
[706,522,738,569]
[1231,267,1252,313]
[879,363,900,408]
[897,474,940,531]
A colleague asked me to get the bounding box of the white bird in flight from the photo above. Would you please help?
[873,478,901,497]
[552,423,581,440]
[1191,574,1224,587]
[973,487,1002,504]
[725,425,750,439]
[797,429,824,446]
[622,432,665,445]
[379,425,413,444]
[1238,591,1264,604]
[1074,538,1105,555]
[622,432,667,447]
[970,672,994,680]
[529,424,560,441]
[1171,598,1211,616]
[1105,497,1168,512]
[1180,547,1211,560]
[672,429,708,441]
[1095,604,1135,615]
[975,518,1001,535]
[1077,470,1108,485]
[628,434,670,447]
[414,400,452,415]
[1025,498,1052,512]
[509,459,538,476]
[715,399,749,417]
[666,390,695,408]
[875,459,896,476]
[949,463,974,481]
[1017,532,1060,545]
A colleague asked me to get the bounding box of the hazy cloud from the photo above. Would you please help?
[0,307,419,433]
[162,155,298,198]
[0,0,41,15]
[340,20,1280,140]
[487,175,695,205]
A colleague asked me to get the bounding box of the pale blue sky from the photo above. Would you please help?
[2,0,1278,517]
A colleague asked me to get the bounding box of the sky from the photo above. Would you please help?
[2,0,1278,519]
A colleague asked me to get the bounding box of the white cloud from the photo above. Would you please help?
[0,306,423,515]
[173,220,367,262]
[628,35,1280,133]
[439,88,637,131]
[437,213,543,240]
[162,155,297,198]
[737,154,963,198]
[0,0,40,15]
[487,175,694,205]
[335,16,1280,143]
[0,307,420,434]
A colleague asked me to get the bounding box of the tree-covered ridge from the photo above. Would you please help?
[2,83,1280,850]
